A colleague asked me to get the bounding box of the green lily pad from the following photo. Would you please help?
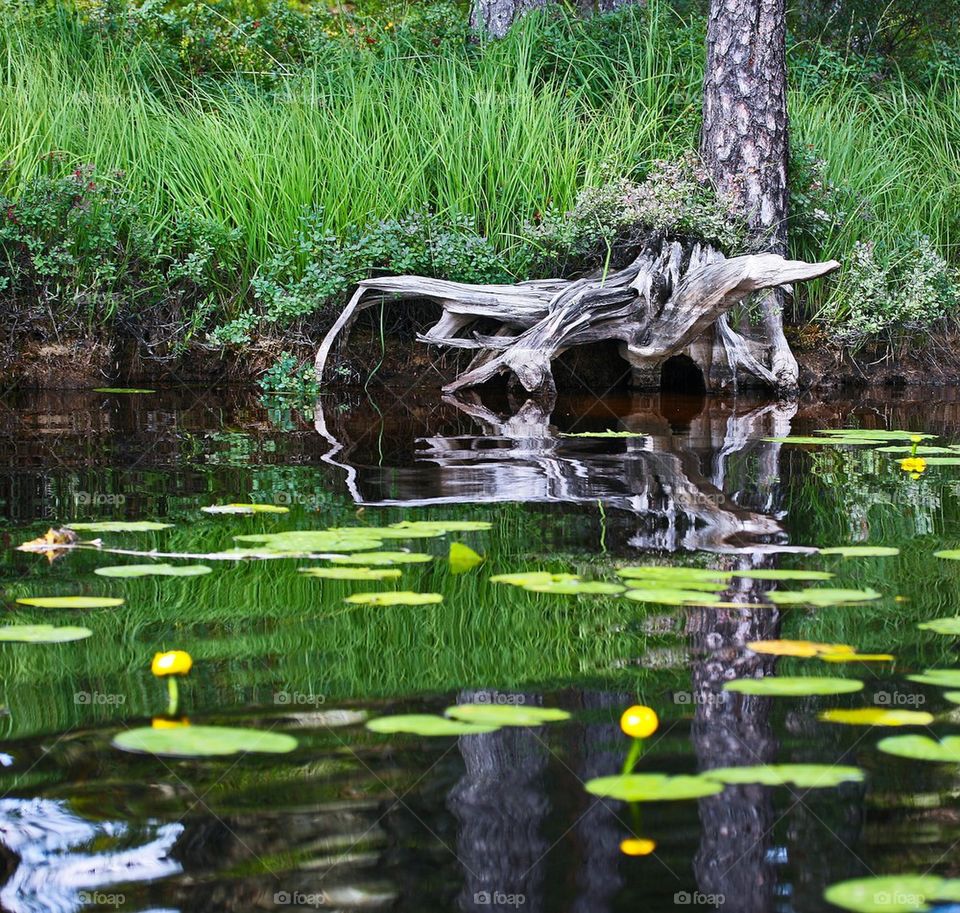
[934,549,960,560]
[622,578,727,593]
[624,588,721,606]
[326,525,444,540]
[234,531,382,553]
[15,596,125,609]
[445,704,571,727]
[763,436,886,445]
[558,430,645,438]
[817,429,935,441]
[584,773,724,802]
[94,563,211,578]
[388,520,492,533]
[331,551,433,566]
[918,617,960,635]
[114,725,297,757]
[907,669,960,687]
[819,546,901,557]
[449,542,484,574]
[525,580,625,595]
[616,566,732,583]
[366,714,498,736]
[731,569,834,581]
[818,708,934,727]
[344,591,443,605]
[67,521,172,532]
[944,692,960,705]
[298,567,403,581]
[824,875,960,913]
[702,764,863,788]
[201,503,289,514]
[767,588,882,606]
[724,676,864,696]
[876,445,956,454]
[877,734,960,763]
[0,625,93,643]
[914,458,960,465]
[490,572,580,587]
[92,387,155,394]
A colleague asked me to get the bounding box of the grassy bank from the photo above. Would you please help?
[1,1,958,370]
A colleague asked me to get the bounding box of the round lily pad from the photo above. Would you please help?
[92,387,155,394]
[445,704,571,727]
[67,521,172,532]
[918,618,960,635]
[907,669,960,688]
[818,708,934,727]
[724,676,864,696]
[876,734,960,763]
[524,581,625,595]
[94,563,211,578]
[344,591,443,606]
[824,875,958,913]
[235,531,382,553]
[558,430,645,438]
[299,567,403,581]
[616,566,732,583]
[746,640,854,658]
[388,520,492,533]
[0,625,92,643]
[731,569,834,581]
[113,725,298,757]
[331,552,433,566]
[201,503,289,515]
[768,588,882,606]
[818,546,900,557]
[702,764,863,788]
[16,596,125,609]
[585,773,724,802]
[366,714,498,736]
[490,571,579,587]
[624,588,721,606]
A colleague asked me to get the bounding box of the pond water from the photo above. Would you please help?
[3,384,960,913]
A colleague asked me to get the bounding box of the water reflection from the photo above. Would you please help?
[316,391,794,552]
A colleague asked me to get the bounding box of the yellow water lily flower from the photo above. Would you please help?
[151,716,191,729]
[899,457,927,475]
[620,705,658,739]
[620,837,656,856]
[151,650,193,677]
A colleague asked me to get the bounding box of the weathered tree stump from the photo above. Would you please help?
[315,234,839,397]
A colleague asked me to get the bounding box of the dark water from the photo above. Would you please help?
[2,384,960,913]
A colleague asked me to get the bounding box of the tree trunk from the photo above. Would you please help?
[701,0,797,391]
[470,0,548,39]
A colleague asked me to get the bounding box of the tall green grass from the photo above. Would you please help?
[0,5,957,320]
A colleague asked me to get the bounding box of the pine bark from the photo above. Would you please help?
[701,0,798,390]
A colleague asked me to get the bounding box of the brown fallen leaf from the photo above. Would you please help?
[17,527,79,562]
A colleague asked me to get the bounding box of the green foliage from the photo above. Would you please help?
[257,351,318,401]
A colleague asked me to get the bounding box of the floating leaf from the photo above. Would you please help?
[762,436,886,445]
[820,652,894,663]
[622,578,727,593]
[235,531,382,553]
[113,725,297,757]
[15,596,124,609]
[525,580,625,595]
[445,704,571,727]
[702,764,863,788]
[559,430,645,438]
[877,734,960,763]
[0,625,92,643]
[624,589,721,606]
[344,591,442,606]
[747,640,854,658]
[616,566,732,583]
[92,387,155,394]
[326,525,444,540]
[731,569,834,581]
[449,542,484,574]
[914,458,960,466]
[767,588,882,606]
[94,563,211,578]
[201,503,289,515]
[298,567,402,581]
[366,714,497,736]
[918,617,960,635]
[817,429,935,441]
[907,669,960,688]
[876,445,956,454]
[490,571,580,587]
[724,676,863,696]
[67,521,171,532]
[943,692,960,705]
[585,773,724,802]
[819,546,901,557]
[824,875,957,913]
[388,520,492,533]
[818,708,934,727]
[934,550,960,560]
[331,552,433,566]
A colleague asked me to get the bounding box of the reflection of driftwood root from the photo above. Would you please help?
[315,235,840,395]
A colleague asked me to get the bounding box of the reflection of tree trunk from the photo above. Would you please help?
[570,690,631,913]
[448,690,549,913]
[688,564,780,913]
